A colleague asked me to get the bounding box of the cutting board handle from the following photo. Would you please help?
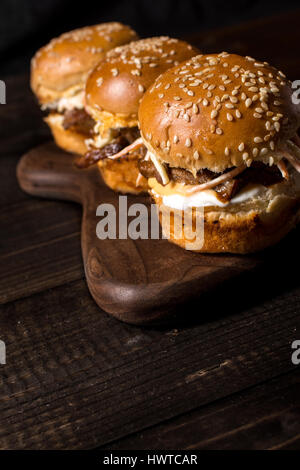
[17,142,88,203]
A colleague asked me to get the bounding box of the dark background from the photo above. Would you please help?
[0,0,299,77]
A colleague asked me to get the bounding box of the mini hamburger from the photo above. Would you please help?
[76,37,199,194]
[136,53,300,253]
[30,23,138,155]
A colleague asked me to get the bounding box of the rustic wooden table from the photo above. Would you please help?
[1,10,300,450]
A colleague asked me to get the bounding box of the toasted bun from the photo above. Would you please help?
[98,156,148,194]
[45,113,88,155]
[31,23,138,104]
[139,53,300,173]
[151,175,300,253]
[85,37,199,126]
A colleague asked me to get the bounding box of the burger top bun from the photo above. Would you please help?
[139,52,300,173]
[85,37,199,123]
[31,22,138,104]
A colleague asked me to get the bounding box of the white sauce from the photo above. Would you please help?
[42,91,84,112]
[154,184,263,210]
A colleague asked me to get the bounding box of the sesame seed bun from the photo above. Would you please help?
[31,22,138,105]
[85,37,199,127]
[44,113,88,155]
[139,52,300,173]
[151,169,300,253]
[85,37,199,194]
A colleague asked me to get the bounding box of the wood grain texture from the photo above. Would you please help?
[1,9,300,450]
[0,276,299,449]
[16,142,300,324]
[102,370,300,450]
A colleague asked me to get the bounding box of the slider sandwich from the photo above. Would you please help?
[135,53,300,253]
[31,23,138,155]
[77,37,199,194]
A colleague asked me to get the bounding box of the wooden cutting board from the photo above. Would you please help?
[16,141,296,325]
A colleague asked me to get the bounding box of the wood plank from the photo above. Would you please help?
[103,370,300,450]
[0,276,299,448]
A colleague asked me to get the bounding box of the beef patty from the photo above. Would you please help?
[138,159,283,203]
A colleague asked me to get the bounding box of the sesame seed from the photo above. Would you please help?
[265,121,271,131]
[194,150,200,159]
[254,136,263,143]
[216,128,223,135]
[193,104,199,114]
[173,135,179,143]
[274,100,281,106]
[274,122,280,132]
[202,99,209,106]
[245,98,252,107]
[242,152,249,160]
[187,90,194,96]
[183,113,190,122]
[227,113,233,121]
[253,148,259,157]
[260,148,268,156]
[236,110,242,118]
[225,103,234,109]
[138,84,145,93]
[185,138,192,147]
[158,93,164,98]
[173,96,181,101]
[225,147,230,156]
[111,68,119,76]
[249,86,258,92]
[211,110,218,119]
[96,77,103,86]
[253,113,262,118]
[238,142,245,151]
[164,83,171,89]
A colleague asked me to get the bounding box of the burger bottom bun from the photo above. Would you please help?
[150,184,300,253]
[45,113,88,156]
[98,156,148,195]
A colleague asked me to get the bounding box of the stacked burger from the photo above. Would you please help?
[31,22,138,155]
[137,53,300,252]
[77,36,199,194]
